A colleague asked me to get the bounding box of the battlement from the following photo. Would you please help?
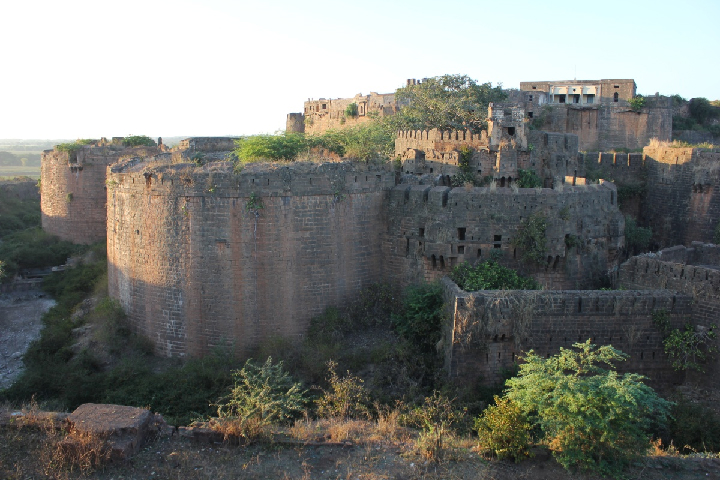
[108,159,395,198]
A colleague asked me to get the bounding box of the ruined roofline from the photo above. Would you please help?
[395,128,487,141]
[521,79,636,85]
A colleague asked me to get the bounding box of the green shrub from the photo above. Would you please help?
[510,213,547,264]
[123,135,155,147]
[316,360,370,419]
[629,95,646,112]
[0,228,78,281]
[234,132,307,163]
[344,102,358,117]
[653,309,717,372]
[214,357,306,439]
[475,396,532,462]
[505,341,672,477]
[391,282,444,353]
[624,215,652,255]
[516,169,542,188]
[664,398,720,453]
[450,261,540,291]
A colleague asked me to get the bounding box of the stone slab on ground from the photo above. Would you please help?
[67,403,156,459]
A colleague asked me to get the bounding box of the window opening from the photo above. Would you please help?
[528,112,533,118]
[458,246,465,254]
[613,92,619,102]
[507,127,515,136]
[457,227,466,240]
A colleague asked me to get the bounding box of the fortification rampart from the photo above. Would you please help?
[442,278,690,386]
[106,160,395,357]
[397,129,582,189]
[643,146,720,247]
[41,143,161,244]
[618,244,720,325]
[0,179,40,201]
[382,181,624,291]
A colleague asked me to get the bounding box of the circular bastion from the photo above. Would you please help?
[106,156,394,357]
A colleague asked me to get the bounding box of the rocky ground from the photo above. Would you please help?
[0,289,54,389]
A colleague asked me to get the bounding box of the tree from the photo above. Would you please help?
[390,74,507,133]
[505,341,672,477]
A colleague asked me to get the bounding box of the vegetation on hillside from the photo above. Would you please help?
[0,185,77,280]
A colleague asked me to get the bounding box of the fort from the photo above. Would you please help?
[287,78,673,152]
[35,79,720,386]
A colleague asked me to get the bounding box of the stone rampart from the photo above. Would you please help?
[442,278,691,386]
[382,181,624,291]
[41,144,159,244]
[106,160,394,357]
[643,146,720,247]
[0,179,39,201]
[618,244,720,326]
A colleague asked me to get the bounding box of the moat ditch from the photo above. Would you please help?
[0,289,54,390]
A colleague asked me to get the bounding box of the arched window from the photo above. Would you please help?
[613,92,619,103]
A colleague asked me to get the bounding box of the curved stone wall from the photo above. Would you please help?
[41,144,159,244]
[106,160,394,357]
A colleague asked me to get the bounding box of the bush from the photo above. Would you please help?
[0,228,78,281]
[123,135,155,147]
[664,398,720,453]
[516,169,542,188]
[214,357,306,440]
[391,282,444,353]
[505,341,672,477]
[653,309,717,372]
[234,132,308,163]
[475,396,532,462]
[510,213,547,265]
[624,215,652,255]
[629,95,646,112]
[404,391,464,461]
[450,260,540,291]
[316,360,370,420]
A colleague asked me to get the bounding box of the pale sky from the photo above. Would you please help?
[1,0,717,139]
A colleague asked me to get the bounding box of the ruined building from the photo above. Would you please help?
[287,91,397,135]
[289,78,673,152]
[518,79,672,151]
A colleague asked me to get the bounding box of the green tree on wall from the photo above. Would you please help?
[389,74,507,133]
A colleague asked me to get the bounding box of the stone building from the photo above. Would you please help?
[519,79,672,151]
[287,91,397,135]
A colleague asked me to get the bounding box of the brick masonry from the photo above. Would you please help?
[41,143,161,244]
[106,160,394,357]
[442,278,690,387]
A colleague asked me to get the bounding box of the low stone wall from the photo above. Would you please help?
[442,278,690,387]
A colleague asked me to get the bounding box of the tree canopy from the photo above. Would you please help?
[389,74,507,133]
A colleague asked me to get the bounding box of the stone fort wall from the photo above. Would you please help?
[382,181,624,291]
[643,146,720,248]
[106,159,394,357]
[618,244,720,378]
[41,143,160,244]
[442,278,690,387]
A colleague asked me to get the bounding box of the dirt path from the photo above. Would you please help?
[0,290,54,389]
